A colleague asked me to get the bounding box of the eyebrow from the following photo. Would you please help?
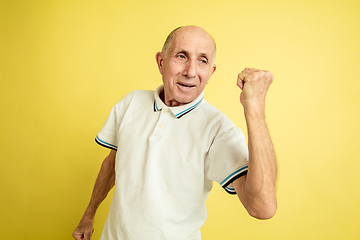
[176,49,210,59]
[200,53,209,59]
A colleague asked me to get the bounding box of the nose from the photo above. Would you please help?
[183,60,196,79]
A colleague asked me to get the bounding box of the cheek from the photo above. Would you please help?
[200,71,211,83]
[169,60,185,72]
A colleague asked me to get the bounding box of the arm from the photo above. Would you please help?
[72,149,116,240]
[233,68,277,220]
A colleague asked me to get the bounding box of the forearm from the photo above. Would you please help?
[82,150,116,220]
[237,105,277,218]
[73,151,116,239]
[234,68,277,219]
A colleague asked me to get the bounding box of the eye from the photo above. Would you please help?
[177,54,186,59]
[200,58,208,64]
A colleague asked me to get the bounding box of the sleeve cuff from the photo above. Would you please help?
[220,166,248,195]
[95,135,118,151]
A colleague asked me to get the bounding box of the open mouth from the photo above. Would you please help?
[177,82,195,88]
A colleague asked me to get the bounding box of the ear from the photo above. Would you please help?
[206,64,217,84]
[210,64,217,76]
[156,52,164,75]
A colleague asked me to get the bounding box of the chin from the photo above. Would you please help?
[175,95,195,104]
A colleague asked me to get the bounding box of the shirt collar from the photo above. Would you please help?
[153,85,204,119]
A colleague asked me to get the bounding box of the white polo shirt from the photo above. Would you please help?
[96,85,248,240]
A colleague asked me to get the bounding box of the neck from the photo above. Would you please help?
[160,90,184,107]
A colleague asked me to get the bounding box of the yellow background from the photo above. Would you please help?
[1,0,359,239]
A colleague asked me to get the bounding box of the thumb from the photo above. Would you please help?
[83,232,91,240]
[237,74,245,90]
[85,229,94,240]
[72,232,84,240]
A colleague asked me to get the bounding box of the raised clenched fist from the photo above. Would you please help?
[237,68,274,109]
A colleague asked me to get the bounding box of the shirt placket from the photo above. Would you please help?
[150,108,170,139]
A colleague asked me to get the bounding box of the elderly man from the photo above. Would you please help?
[73,25,277,240]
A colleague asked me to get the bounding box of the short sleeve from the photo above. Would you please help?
[206,124,249,195]
[95,91,137,150]
[95,105,119,150]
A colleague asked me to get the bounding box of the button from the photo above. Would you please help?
[159,123,164,128]
[163,109,169,113]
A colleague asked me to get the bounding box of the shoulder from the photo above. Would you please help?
[113,89,154,108]
[120,89,153,102]
[200,100,235,125]
[200,100,225,115]
[198,100,242,138]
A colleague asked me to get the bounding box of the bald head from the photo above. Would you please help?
[161,26,217,62]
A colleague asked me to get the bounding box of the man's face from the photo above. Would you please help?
[156,27,216,107]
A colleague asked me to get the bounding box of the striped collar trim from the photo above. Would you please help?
[153,85,204,119]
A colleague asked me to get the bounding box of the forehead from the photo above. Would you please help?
[169,27,215,56]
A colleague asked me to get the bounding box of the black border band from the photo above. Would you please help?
[222,170,248,195]
[95,137,117,151]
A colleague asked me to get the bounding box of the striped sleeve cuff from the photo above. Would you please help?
[95,135,118,151]
[220,166,248,194]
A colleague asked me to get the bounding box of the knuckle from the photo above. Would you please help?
[265,70,272,76]
[268,73,274,82]
[263,71,273,81]
[250,72,258,79]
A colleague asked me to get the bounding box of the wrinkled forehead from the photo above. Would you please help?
[169,27,216,57]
